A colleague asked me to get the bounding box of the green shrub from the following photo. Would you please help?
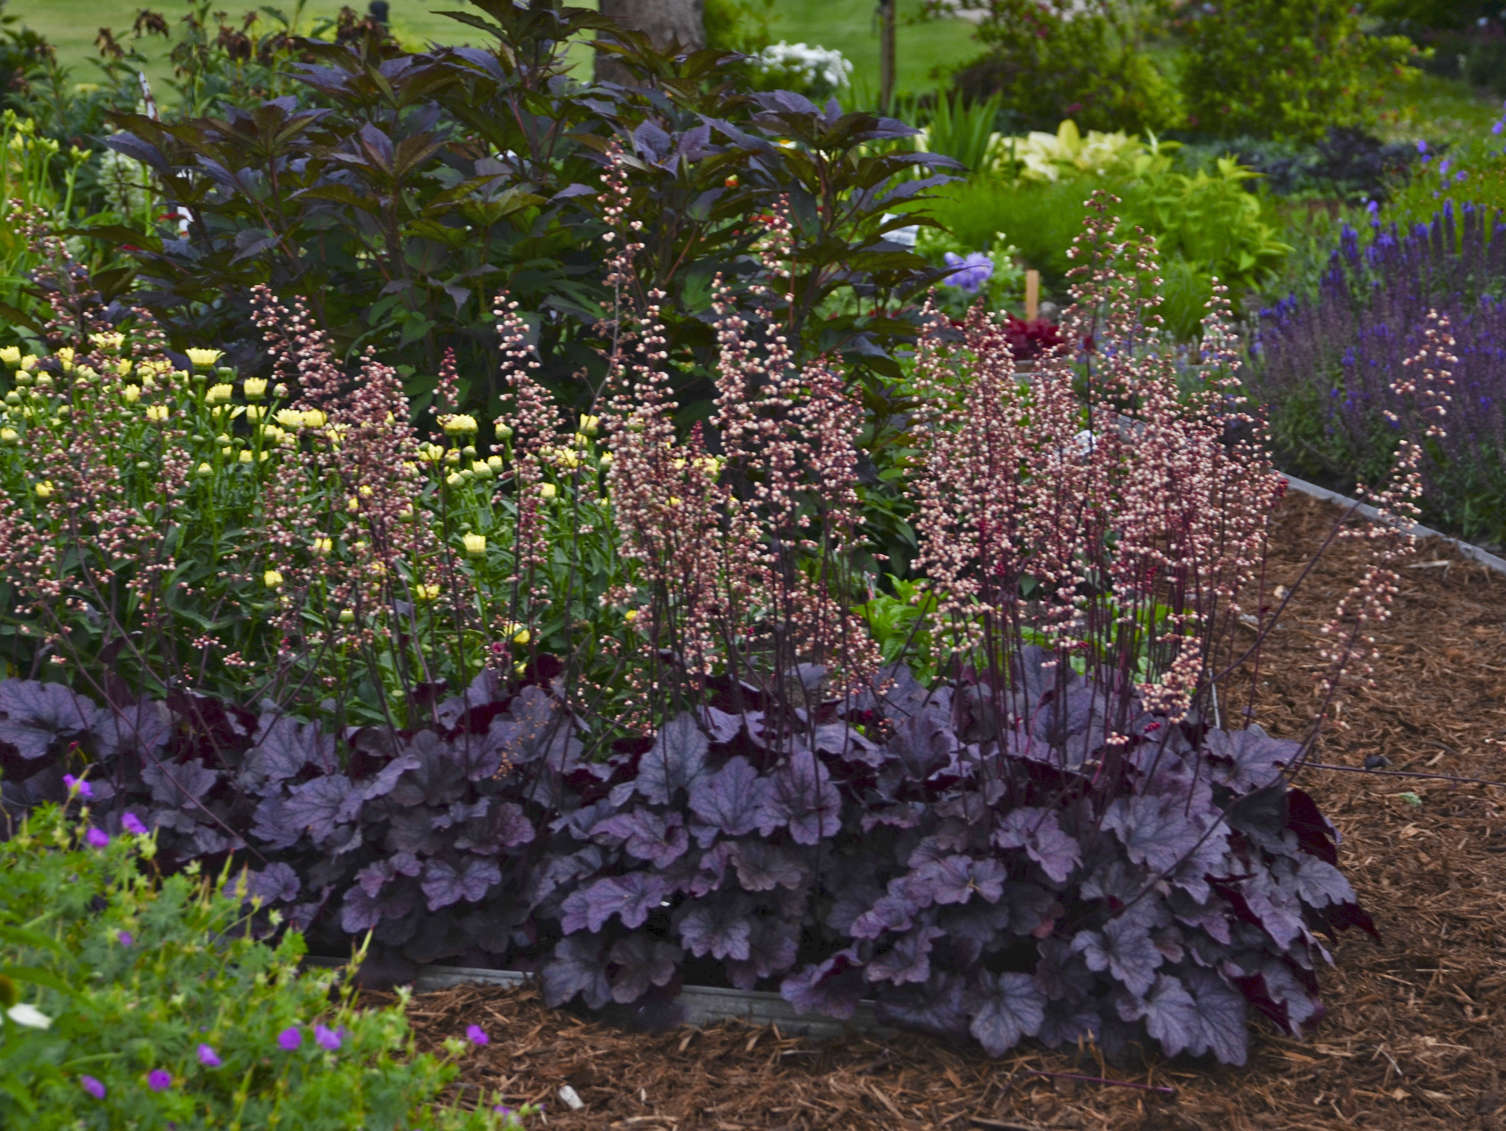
[1175,0,1417,140]
[0,793,531,1129]
[944,0,1183,135]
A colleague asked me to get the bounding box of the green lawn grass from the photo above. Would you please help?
[5,0,979,105]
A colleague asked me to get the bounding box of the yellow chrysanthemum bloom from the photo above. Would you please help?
[144,404,170,423]
[195,462,213,477]
[33,480,54,499]
[89,332,124,351]
[264,569,284,589]
[239,450,254,464]
[312,536,333,554]
[539,482,557,500]
[0,346,20,367]
[18,354,38,372]
[121,385,141,405]
[462,533,487,557]
[302,409,326,429]
[274,409,303,430]
[418,442,445,463]
[244,405,265,422]
[115,359,133,377]
[0,427,17,443]
[205,383,234,405]
[243,377,267,399]
[186,348,224,369]
[577,413,600,437]
[55,347,74,372]
[414,582,441,602]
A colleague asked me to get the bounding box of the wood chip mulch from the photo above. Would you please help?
[363,490,1506,1131]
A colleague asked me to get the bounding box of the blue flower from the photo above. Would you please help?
[1493,119,1504,136]
[941,251,993,295]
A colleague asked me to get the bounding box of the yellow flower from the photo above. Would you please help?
[623,609,638,624]
[577,413,600,437]
[445,471,467,488]
[205,383,234,405]
[338,608,356,625]
[493,422,513,441]
[144,404,170,423]
[441,413,478,436]
[264,569,284,589]
[18,354,37,372]
[498,619,530,644]
[186,348,224,369]
[243,377,267,399]
[274,409,303,429]
[302,409,326,429]
[33,480,54,499]
[512,626,531,646]
[55,347,74,372]
[539,482,557,500]
[414,582,441,602]
[89,332,124,351]
[462,533,487,557]
[347,495,360,513]
[121,385,141,405]
[262,425,287,445]
[0,427,17,443]
[115,359,133,377]
[312,536,333,555]
[243,405,265,422]
[599,451,614,468]
[418,442,445,463]
[195,462,213,476]
[486,454,503,470]
[239,450,254,464]
[0,346,19,367]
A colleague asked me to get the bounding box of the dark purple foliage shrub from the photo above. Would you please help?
[1250,201,1506,548]
[0,656,1371,1065]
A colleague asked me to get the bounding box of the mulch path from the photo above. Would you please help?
[364,490,1506,1131]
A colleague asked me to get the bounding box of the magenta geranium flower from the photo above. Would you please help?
[465,1024,489,1046]
[121,812,148,836]
[62,774,93,800]
[197,1044,222,1067]
[314,1024,342,1051]
[277,1026,302,1050]
[85,828,109,848]
[79,1075,106,1099]
[147,1069,172,1092]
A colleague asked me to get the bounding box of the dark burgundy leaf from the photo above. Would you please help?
[850,890,921,940]
[872,971,969,1035]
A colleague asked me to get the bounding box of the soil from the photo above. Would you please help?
[363,490,1506,1131]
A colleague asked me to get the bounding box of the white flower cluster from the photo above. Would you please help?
[753,41,854,90]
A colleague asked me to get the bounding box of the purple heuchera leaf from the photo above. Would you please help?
[992,807,1082,885]
[687,756,768,842]
[864,925,944,986]
[1103,791,1213,875]
[725,839,808,893]
[0,681,95,759]
[780,948,865,1019]
[592,809,690,869]
[1070,907,1166,997]
[850,890,920,940]
[1282,853,1356,909]
[606,933,682,1003]
[871,971,970,1035]
[1134,969,1248,1065]
[246,861,301,904]
[389,733,468,806]
[141,758,219,807]
[900,854,1006,907]
[759,753,841,845]
[1205,724,1297,792]
[676,897,753,962]
[969,971,1047,1056]
[420,855,501,910]
[245,715,337,782]
[91,699,172,760]
[280,774,361,840]
[561,872,670,933]
[634,715,709,804]
[540,935,612,1009]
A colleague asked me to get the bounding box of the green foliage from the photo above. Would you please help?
[916,90,1004,173]
[1175,0,1418,141]
[945,0,1183,134]
[703,0,775,55]
[992,118,1179,184]
[0,796,530,1129]
[925,151,1288,337]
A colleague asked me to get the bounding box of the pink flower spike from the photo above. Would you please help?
[465,1024,489,1046]
[85,828,109,849]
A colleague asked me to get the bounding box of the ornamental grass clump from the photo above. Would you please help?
[1250,201,1506,548]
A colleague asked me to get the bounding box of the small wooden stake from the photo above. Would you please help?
[1024,269,1040,322]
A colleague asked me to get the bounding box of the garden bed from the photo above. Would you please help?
[363,488,1506,1130]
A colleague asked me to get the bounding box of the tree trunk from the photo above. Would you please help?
[595,0,706,85]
